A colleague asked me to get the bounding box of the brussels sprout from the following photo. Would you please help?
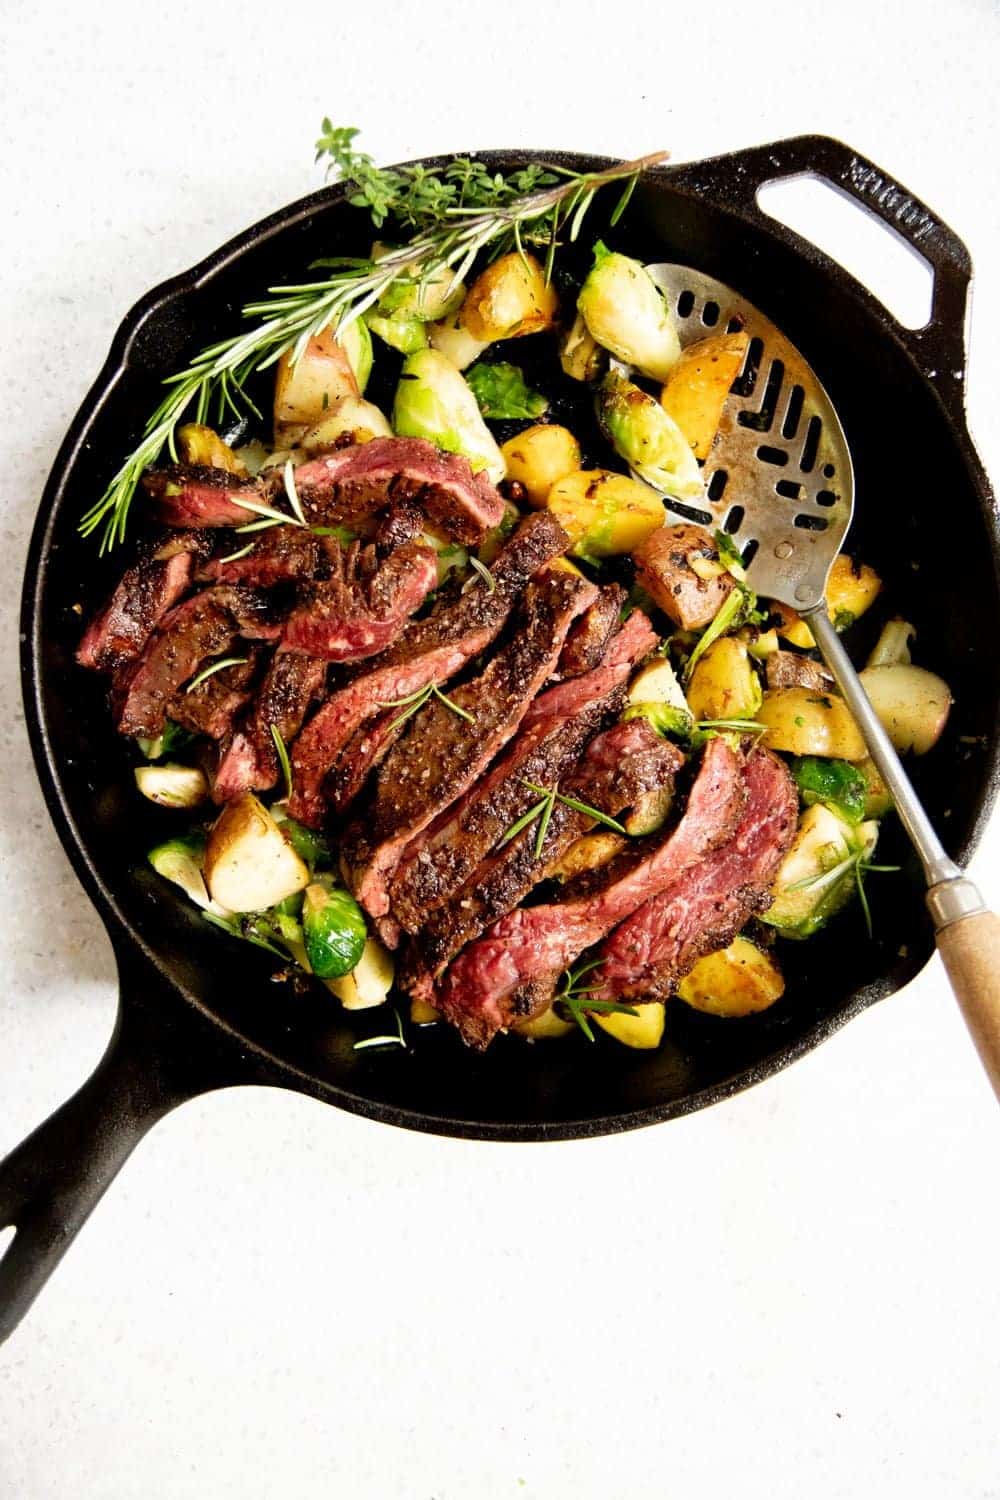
[134,763,209,809]
[596,370,702,500]
[577,243,681,382]
[271,808,333,870]
[340,316,373,393]
[559,312,607,383]
[465,362,547,420]
[427,307,490,371]
[137,719,195,761]
[392,349,505,484]
[374,250,465,323]
[302,881,368,979]
[365,311,428,354]
[148,831,216,911]
[791,756,867,825]
[763,805,879,938]
[625,658,693,729]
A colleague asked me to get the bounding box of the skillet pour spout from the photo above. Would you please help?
[3,134,998,1344]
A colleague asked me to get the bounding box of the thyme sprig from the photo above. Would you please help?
[554,960,639,1042]
[79,125,667,552]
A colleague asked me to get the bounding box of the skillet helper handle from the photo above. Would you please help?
[0,949,235,1345]
[808,606,1000,1103]
[671,134,972,414]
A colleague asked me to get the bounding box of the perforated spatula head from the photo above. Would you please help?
[645,263,853,611]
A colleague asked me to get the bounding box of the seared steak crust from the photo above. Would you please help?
[280,539,437,661]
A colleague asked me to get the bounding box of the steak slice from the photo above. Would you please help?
[591,747,798,1002]
[214,650,328,801]
[280,539,438,661]
[324,709,403,815]
[388,610,659,934]
[77,533,205,671]
[403,718,684,1000]
[112,585,281,737]
[292,438,504,543]
[344,567,599,918]
[143,465,275,528]
[167,649,263,740]
[287,511,569,827]
[556,585,625,679]
[197,525,323,587]
[433,737,745,1048]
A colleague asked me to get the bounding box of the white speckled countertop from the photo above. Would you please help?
[2,2,999,1495]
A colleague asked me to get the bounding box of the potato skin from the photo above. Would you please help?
[857,664,951,754]
[459,252,558,341]
[677,937,784,1017]
[273,326,360,445]
[500,424,581,508]
[757,687,867,759]
[546,470,665,559]
[633,523,735,630]
[770,555,882,649]
[686,636,762,722]
[204,794,309,913]
[659,329,749,460]
[301,396,392,450]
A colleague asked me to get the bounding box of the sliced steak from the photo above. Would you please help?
[433,737,745,1048]
[293,437,504,543]
[197,526,323,587]
[591,748,798,1002]
[765,650,835,693]
[556,585,624,679]
[112,585,280,737]
[287,512,569,827]
[143,465,276,528]
[214,650,327,801]
[325,709,404,815]
[77,533,205,671]
[344,567,599,918]
[280,539,437,661]
[404,718,684,999]
[388,610,659,934]
[168,649,263,740]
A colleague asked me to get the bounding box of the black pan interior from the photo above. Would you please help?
[24,148,1000,1139]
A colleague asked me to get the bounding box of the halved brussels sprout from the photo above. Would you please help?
[148,832,216,911]
[763,804,879,938]
[302,881,368,979]
[392,349,505,484]
[577,244,681,382]
[791,756,868,825]
[134,763,208,809]
[365,312,428,354]
[596,370,702,501]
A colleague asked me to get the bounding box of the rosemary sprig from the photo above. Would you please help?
[467,556,497,593]
[353,1008,406,1051]
[378,680,475,732]
[217,540,256,564]
[270,724,294,800]
[784,850,900,938]
[185,655,249,693]
[554,960,638,1041]
[499,779,627,858]
[79,125,668,552]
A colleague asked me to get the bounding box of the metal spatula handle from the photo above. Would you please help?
[808,606,1000,1098]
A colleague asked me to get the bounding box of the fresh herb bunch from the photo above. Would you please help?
[80,125,667,553]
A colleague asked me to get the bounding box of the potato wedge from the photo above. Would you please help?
[176,424,248,476]
[633,523,735,630]
[659,330,749,460]
[676,936,784,1017]
[547,830,628,882]
[770,555,882,648]
[300,396,393,450]
[757,688,867,759]
[459,252,558,341]
[326,934,394,1010]
[410,997,441,1025]
[686,636,762,722]
[204,794,310,913]
[273,324,362,445]
[594,1001,665,1049]
[513,1004,575,1040]
[546,470,665,560]
[857,664,952,754]
[500,424,581,509]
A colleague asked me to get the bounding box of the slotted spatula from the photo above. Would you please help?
[645,262,1000,1099]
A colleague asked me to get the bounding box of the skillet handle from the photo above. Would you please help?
[669,134,972,416]
[0,948,239,1345]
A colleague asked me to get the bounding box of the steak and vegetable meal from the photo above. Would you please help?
[75,127,953,1051]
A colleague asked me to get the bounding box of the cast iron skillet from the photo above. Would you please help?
[3,136,998,1343]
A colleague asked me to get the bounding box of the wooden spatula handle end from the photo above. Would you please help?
[936,911,1000,1101]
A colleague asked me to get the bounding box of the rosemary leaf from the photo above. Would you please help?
[185,656,249,694]
[270,724,294,801]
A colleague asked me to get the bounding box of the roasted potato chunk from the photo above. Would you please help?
[659,329,750,460]
[326,934,394,1010]
[548,831,628,882]
[176,424,248,476]
[676,937,784,1017]
[594,1001,665,1049]
[857,664,952,754]
[459,252,559,341]
[757,687,867,760]
[500,424,581,508]
[686,636,762,722]
[204,794,310,913]
[769,555,882,648]
[273,324,362,445]
[546,470,665,559]
[633,523,735,630]
[513,1004,575,1040]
